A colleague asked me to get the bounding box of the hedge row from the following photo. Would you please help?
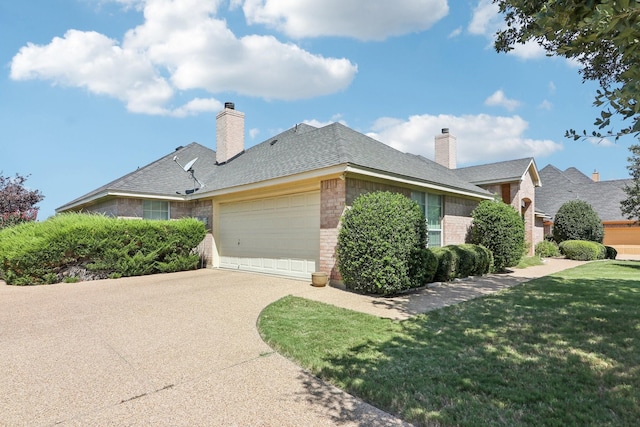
[430,244,494,282]
[558,240,617,261]
[0,213,206,285]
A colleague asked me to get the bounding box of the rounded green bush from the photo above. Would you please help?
[558,240,606,261]
[535,240,560,258]
[337,191,427,295]
[467,200,525,272]
[553,200,604,243]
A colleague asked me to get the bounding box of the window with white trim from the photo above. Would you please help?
[411,191,443,247]
[143,200,169,220]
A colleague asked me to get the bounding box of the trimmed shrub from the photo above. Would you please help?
[467,200,525,272]
[535,240,560,258]
[467,244,494,276]
[553,200,604,243]
[605,246,618,260]
[431,244,493,282]
[0,213,206,285]
[431,246,458,282]
[410,248,438,286]
[559,240,606,261]
[337,191,427,295]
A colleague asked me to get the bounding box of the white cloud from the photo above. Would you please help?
[249,128,260,139]
[170,98,223,117]
[538,100,553,110]
[468,0,501,36]
[241,0,448,40]
[448,27,463,38]
[468,0,546,59]
[485,90,521,111]
[367,113,563,165]
[588,137,615,147]
[10,0,357,115]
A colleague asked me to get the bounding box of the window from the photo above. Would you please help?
[411,191,443,247]
[143,200,169,220]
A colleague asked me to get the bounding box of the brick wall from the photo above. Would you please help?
[442,196,477,245]
[320,178,346,280]
[81,198,142,218]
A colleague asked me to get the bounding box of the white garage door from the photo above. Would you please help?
[219,192,320,279]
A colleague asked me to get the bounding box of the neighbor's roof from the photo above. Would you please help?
[455,157,541,187]
[57,122,491,211]
[536,164,632,221]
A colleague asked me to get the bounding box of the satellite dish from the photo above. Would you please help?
[183,157,198,172]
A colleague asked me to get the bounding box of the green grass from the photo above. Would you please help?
[258,261,640,426]
[515,255,544,269]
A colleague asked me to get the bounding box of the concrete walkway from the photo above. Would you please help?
[0,258,587,426]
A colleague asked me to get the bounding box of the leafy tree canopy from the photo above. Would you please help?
[0,172,44,229]
[494,0,640,141]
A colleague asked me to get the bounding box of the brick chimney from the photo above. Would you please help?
[435,128,457,169]
[592,169,600,182]
[216,102,245,164]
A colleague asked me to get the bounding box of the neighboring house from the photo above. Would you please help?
[61,103,630,281]
[536,165,639,255]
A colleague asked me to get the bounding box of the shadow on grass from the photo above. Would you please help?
[292,370,412,426]
[298,272,640,426]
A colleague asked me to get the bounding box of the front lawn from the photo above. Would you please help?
[258,261,640,426]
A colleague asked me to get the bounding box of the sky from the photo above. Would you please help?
[1,0,637,220]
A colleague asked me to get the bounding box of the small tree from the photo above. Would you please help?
[0,172,44,229]
[467,200,525,272]
[621,144,640,222]
[337,191,427,295]
[552,200,604,243]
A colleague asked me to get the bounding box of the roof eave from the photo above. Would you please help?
[345,165,493,200]
[56,190,187,213]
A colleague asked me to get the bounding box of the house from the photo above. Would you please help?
[58,103,546,281]
[536,165,639,255]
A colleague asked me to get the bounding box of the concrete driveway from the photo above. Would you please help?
[0,269,409,426]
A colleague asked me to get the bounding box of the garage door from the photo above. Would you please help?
[604,225,640,255]
[219,192,320,279]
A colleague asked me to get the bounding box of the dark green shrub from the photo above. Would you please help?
[605,246,618,260]
[553,200,604,243]
[465,244,494,276]
[431,244,493,281]
[431,247,458,282]
[450,245,475,278]
[410,248,438,286]
[559,240,606,261]
[0,213,206,285]
[337,191,427,295]
[467,200,525,272]
[535,240,560,258]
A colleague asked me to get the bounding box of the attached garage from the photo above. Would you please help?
[218,192,320,279]
[603,222,640,255]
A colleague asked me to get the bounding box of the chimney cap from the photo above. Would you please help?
[224,102,235,110]
[442,128,449,134]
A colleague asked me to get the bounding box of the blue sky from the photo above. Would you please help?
[1,0,636,220]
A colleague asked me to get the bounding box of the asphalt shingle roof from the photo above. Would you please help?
[58,122,491,211]
[455,158,539,185]
[536,164,632,221]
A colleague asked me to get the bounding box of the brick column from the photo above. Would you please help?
[320,178,346,281]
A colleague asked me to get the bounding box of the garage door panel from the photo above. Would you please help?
[219,192,320,279]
